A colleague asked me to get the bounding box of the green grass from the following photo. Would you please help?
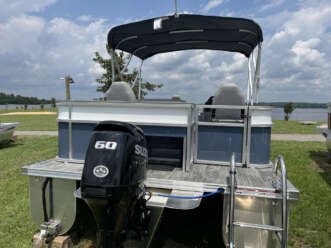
[0,115,58,131]
[0,107,58,131]
[0,137,58,248]
[270,141,331,248]
[272,120,326,134]
[0,138,330,247]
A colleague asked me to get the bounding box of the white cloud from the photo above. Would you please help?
[258,1,331,102]
[0,13,110,99]
[290,39,325,67]
[270,5,331,42]
[259,0,285,11]
[0,0,56,21]
[202,0,224,13]
[219,54,246,74]
[88,63,106,75]
[0,15,45,54]
[255,10,291,31]
[0,0,331,103]
[143,50,249,103]
[77,15,93,22]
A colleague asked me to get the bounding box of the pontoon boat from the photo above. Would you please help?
[22,13,299,248]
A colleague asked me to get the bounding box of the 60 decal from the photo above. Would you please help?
[94,141,117,150]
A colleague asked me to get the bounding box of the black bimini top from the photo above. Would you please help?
[108,14,263,60]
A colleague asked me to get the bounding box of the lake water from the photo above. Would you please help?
[0,105,328,122]
[0,104,52,110]
[272,108,328,122]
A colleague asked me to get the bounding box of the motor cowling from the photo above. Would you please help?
[80,121,150,248]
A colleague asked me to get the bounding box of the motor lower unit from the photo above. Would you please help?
[81,121,151,248]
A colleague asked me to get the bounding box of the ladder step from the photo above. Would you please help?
[233,222,283,232]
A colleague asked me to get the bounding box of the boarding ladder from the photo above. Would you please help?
[228,154,288,248]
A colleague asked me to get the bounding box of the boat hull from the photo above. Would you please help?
[316,101,331,159]
[329,102,331,159]
[0,123,19,145]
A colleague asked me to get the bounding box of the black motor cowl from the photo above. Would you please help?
[81,121,148,199]
[80,121,150,248]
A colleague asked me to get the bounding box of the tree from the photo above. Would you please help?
[283,102,295,121]
[93,45,163,98]
[50,98,56,108]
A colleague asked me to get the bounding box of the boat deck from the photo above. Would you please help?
[22,158,299,200]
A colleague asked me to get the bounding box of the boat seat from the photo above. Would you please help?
[105,81,136,102]
[213,83,244,120]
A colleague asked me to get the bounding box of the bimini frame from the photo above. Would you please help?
[111,43,262,104]
[108,13,263,104]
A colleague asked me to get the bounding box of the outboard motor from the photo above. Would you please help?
[81,121,151,248]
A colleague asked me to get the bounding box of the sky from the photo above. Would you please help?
[0,0,330,103]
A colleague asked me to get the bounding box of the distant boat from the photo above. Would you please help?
[0,122,19,145]
[316,101,331,159]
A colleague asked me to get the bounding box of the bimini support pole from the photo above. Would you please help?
[251,49,257,104]
[111,50,115,82]
[113,35,138,81]
[131,60,143,89]
[253,44,262,103]
[247,55,254,105]
[138,60,144,99]
[246,67,250,105]
[174,0,179,17]
[121,53,133,74]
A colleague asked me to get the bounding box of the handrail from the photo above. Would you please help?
[227,154,288,247]
[272,155,288,248]
[229,153,236,248]
[197,104,247,110]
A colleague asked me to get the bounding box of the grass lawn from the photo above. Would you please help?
[0,108,58,131]
[0,115,58,131]
[272,120,326,134]
[0,136,58,248]
[0,137,330,247]
[270,141,331,248]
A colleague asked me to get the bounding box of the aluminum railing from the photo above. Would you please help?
[228,153,236,248]
[228,154,289,248]
[272,155,288,248]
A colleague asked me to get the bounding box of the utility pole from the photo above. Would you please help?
[60,76,74,101]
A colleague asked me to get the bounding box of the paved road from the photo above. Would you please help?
[271,134,325,142]
[15,131,58,136]
[15,131,326,142]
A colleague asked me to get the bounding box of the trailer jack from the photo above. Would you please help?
[32,220,72,248]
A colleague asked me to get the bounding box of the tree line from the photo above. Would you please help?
[0,92,53,105]
[258,102,327,108]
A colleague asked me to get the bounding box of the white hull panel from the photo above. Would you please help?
[0,123,19,144]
